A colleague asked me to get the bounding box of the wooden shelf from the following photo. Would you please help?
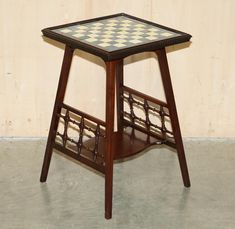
[54,127,164,173]
[85,127,162,160]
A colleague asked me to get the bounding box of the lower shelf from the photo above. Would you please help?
[55,102,175,172]
[54,127,164,173]
[89,126,162,160]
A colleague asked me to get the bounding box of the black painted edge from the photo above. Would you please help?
[42,13,192,61]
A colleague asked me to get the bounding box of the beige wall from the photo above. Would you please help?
[0,0,235,137]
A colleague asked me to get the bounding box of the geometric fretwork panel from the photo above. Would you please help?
[122,86,175,143]
[55,104,106,167]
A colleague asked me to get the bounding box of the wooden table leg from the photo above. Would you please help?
[156,49,191,187]
[104,61,117,219]
[116,59,124,132]
[40,45,74,182]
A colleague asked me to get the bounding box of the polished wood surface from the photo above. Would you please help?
[104,61,116,219]
[42,13,191,61]
[40,15,191,219]
[40,45,74,182]
[156,49,190,187]
[75,127,162,161]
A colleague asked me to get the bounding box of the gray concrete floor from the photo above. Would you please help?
[0,139,235,229]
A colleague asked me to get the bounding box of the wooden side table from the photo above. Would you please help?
[40,13,191,219]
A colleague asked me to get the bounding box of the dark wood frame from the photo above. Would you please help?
[40,46,74,182]
[42,13,191,61]
[40,14,191,219]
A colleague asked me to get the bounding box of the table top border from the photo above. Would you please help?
[42,13,192,61]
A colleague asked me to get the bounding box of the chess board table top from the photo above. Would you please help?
[42,13,191,61]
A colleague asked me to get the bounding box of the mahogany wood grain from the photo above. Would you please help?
[40,15,191,219]
[40,45,74,182]
[82,127,161,161]
[156,49,191,187]
[116,59,124,131]
[104,61,117,219]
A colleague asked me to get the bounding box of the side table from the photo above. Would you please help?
[40,13,191,219]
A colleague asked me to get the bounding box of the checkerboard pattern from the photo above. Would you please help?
[53,16,180,52]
